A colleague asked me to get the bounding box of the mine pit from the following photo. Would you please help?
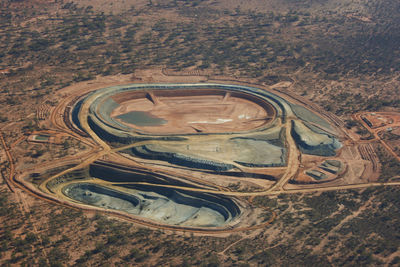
[107,89,276,134]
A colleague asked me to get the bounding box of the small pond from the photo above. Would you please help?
[117,111,166,126]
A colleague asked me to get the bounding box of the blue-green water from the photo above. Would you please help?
[35,135,50,141]
[117,111,166,126]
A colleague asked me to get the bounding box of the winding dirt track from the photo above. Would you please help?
[354,112,400,162]
[0,130,50,263]
[3,121,400,235]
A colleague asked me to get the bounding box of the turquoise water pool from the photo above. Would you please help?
[35,135,50,141]
[117,111,167,126]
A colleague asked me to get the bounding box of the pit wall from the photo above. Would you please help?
[89,161,200,187]
[121,183,241,220]
[125,134,286,171]
[46,169,88,193]
[72,83,341,157]
[88,162,243,219]
[127,145,235,171]
[62,182,242,227]
[41,161,243,214]
[63,183,140,206]
[73,83,289,141]
[56,163,242,225]
[87,116,187,144]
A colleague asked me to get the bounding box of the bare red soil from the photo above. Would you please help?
[111,89,276,134]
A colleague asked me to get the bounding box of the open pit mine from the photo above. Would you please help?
[17,82,379,233]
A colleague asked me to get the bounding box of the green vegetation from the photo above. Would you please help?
[376,145,400,181]
[244,188,399,266]
[0,0,399,266]
[1,2,399,82]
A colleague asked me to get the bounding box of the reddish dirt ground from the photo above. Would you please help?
[362,113,400,129]
[111,90,275,134]
[356,112,400,162]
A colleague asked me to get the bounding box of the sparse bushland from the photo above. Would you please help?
[0,0,399,266]
[1,181,400,265]
[375,146,400,181]
[0,1,399,122]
